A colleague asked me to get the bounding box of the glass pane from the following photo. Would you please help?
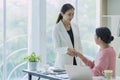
[6,0,29,80]
[0,0,3,80]
[77,0,98,59]
[46,0,76,66]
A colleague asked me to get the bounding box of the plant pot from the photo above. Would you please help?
[116,58,120,76]
[28,62,38,71]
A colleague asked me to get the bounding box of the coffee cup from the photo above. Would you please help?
[103,70,113,79]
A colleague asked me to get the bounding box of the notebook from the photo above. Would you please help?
[65,65,93,80]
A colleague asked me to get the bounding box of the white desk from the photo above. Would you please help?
[93,76,120,80]
[23,69,120,80]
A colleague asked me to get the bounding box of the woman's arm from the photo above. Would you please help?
[77,52,94,68]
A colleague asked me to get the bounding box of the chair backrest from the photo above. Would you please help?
[65,65,92,80]
[116,58,120,76]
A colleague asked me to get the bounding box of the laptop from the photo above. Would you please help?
[65,65,93,80]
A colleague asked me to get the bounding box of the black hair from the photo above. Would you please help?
[96,27,114,44]
[56,3,74,24]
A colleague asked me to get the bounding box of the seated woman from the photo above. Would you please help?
[74,27,116,77]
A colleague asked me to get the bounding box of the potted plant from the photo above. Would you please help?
[24,52,41,71]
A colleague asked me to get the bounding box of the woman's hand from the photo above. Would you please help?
[67,48,77,56]
[67,48,84,59]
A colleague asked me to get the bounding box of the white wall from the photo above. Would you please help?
[110,17,120,54]
[105,0,120,54]
[107,0,120,15]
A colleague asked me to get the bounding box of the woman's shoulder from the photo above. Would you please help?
[53,22,63,33]
[55,21,63,28]
[54,23,61,31]
[100,47,116,56]
[105,47,115,52]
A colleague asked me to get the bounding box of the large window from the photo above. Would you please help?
[77,0,98,59]
[0,0,3,80]
[0,0,30,80]
[46,0,98,65]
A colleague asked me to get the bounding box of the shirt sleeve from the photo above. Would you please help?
[82,57,94,69]
[52,27,68,54]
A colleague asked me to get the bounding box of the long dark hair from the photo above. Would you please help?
[56,3,74,24]
[96,27,114,44]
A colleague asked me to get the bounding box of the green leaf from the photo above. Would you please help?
[24,52,42,62]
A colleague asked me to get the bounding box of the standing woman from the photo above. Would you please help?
[53,3,82,69]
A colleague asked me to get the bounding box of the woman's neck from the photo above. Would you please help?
[99,43,110,49]
[62,19,70,26]
[62,19,71,31]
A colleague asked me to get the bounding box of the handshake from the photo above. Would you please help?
[67,48,84,59]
